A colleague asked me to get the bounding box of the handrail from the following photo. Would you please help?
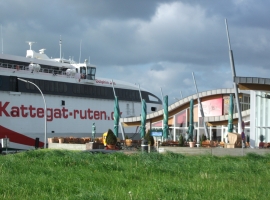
[0,61,67,76]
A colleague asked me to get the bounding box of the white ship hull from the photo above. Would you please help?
[0,42,162,150]
[1,91,156,149]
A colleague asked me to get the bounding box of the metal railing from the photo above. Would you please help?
[0,62,67,76]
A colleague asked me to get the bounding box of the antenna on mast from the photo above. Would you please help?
[79,39,82,63]
[59,35,62,63]
[26,41,36,50]
[1,24,3,54]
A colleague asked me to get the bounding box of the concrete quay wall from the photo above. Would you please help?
[48,142,107,150]
[48,143,270,157]
[158,147,270,156]
[48,143,87,150]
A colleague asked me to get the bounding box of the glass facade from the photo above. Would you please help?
[151,94,251,143]
[250,91,270,147]
[175,110,187,127]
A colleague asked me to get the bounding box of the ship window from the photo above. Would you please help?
[101,87,105,96]
[30,81,35,90]
[80,67,86,74]
[26,81,30,90]
[80,85,84,94]
[88,86,92,95]
[119,90,123,98]
[80,67,86,79]
[54,82,58,92]
[72,85,76,93]
[87,67,96,80]
[84,85,88,94]
[128,91,131,99]
[45,81,50,92]
[130,91,135,99]
[58,82,63,93]
[136,92,140,100]
[104,87,108,96]
[125,90,128,98]
[97,87,100,96]
[63,84,67,93]
[34,79,42,90]
[9,76,18,92]
[76,85,80,93]
[151,107,156,111]
[87,85,91,94]
[115,89,119,97]
[33,80,39,88]
[148,94,159,102]
[39,80,44,91]
[92,86,96,95]
[50,82,54,92]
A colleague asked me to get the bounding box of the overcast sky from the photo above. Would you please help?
[1,0,270,104]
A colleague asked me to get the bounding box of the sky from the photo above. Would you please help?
[1,0,270,105]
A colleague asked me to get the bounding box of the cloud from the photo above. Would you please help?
[150,63,164,71]
[1,0,270,105]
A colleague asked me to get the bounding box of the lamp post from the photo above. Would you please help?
[92,123,96,140]
[17,78,47,148]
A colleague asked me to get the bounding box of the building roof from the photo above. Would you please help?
[235,76,270,91]
[205,109,250,126]
[121,88,242,126]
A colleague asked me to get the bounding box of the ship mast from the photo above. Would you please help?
[79,39,82,63]
[26,41,36,50]
[59,35,62,63]
[1,24,3,54]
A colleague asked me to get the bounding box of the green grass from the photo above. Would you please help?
[0,150,270,200]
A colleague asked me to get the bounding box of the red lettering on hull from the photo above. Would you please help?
[0,102,10,117]
[0,101,118,122]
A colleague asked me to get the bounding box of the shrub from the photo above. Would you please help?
[179,134,184,147]
[202,134,207,141]
[259,134,265,142]
[145,130,154,146]
[106,129,117,145]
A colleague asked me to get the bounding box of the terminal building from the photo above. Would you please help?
[120,76,270,148]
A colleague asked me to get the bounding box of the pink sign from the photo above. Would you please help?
[199,98,223,117]
[152,121,162,127]
[176,111,186,124]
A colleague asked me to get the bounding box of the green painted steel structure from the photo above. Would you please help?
[188,99,194,141]
[141,99,147,138]
[163,95,168,139]
[228,94,234,133]
[113,96,120,137]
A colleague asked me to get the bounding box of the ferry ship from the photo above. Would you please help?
[0,42,162,150]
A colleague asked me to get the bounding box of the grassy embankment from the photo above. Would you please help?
[0,149,270,199]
